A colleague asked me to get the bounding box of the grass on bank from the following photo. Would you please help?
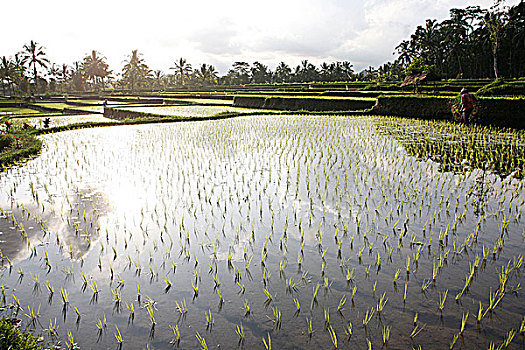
[0,317,45,350]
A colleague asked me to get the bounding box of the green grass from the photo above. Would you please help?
[0,317,45,350]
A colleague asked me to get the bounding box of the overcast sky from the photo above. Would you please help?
[1,0,520,75]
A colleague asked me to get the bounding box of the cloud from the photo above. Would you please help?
[0,0,521,74]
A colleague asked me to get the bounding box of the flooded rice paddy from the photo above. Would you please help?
[115,105,274,117]
[16,114,116,128]
[0,115,524,349]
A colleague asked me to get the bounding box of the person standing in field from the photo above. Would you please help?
[460,88,477,123]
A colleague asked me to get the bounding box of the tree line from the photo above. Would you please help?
[0,42,357,94]
[390,1,525,80]
[1,1,523,94]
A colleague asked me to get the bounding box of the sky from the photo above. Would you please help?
[1,0,521,75]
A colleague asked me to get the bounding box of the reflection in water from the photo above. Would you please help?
[377,118,525,178]
[0,186,109,265]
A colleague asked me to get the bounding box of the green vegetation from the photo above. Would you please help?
[0,317,44,350]
[0,127,42,167]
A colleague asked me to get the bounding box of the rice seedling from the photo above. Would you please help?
[60,288,69,306]
[362,307,375,328]
[235,322,245,343]
[439,289,448,311]
[324,307,330,328]
[66,329,77,350]
[243,299,251,316]
[337,295,346,313]
[114,325,123,348]
[382,325,391,346]
[205,309,214,328]
[24,304,41,327]
[410,324,423,339]
[196,332,208,350]
[460,312,468,335]
[293,297,300,315]
[146,304,156,326]
[262,332,271,350]
[328,325,338,348]
[176,298,188,315]
[170,324,181,345]
[268,306,282,329]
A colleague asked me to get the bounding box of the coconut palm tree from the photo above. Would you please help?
[122,50,151,91]
[170,58,192,86]
[83,50,111,90]
[153,70,165,89]
[0,56,15,95]
[21,40,50,94]
[59,64,71,91]
[274,62,292,83]
[47,63,60,92]
[194,64,218,85]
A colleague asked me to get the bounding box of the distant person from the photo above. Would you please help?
[103,99,108,108]
[4,120,11,132]
[460,88,477,123]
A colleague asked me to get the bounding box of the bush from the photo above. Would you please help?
[0,134,15,152]
[0,318,44,350]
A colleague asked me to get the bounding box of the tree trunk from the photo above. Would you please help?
[493,40,499,79]
[33,64,38,94]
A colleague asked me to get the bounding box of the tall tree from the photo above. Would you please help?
[170,58,192,86]
[484,5,507,78]
[83,50,111,90]
[122,50,151,91]
[250,62,271,83]
[274,62,292,83]
[153,70,165,89]
[0,57,15,95]
[194,64,218,85]
[21,40,50,94]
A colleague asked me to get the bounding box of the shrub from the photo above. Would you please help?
[0,318,45,350]
[0,134,15,152]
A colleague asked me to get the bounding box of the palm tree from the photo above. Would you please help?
[274,62,292,83]
[0,56,15,95]
[194,64,218,85]
[59,64,70,91]
[122,50,151,91]
[170,58,192,86]
[83,50,111,90]
[395,40,414,68]
[47,63,60,92]
[21,40,50,94]
[250,62,270,83]
[341,61,354,81]
[153,70,165,89]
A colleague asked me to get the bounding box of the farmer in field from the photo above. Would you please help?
[460,88,477,123]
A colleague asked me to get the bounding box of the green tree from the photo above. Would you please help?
[484,5,507,78]
[194,64,218,85]
[21,40,50,94]
[83,50,111,90]
[274,62,292,83]
[170,58,192,86]
[0,56,15,95]
[121,50,151,91]
[250,61,271,83]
